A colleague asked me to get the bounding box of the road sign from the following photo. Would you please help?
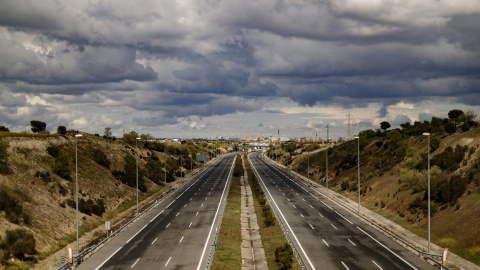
[196,154,208,162]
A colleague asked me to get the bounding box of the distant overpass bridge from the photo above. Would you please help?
[238,144,272,148]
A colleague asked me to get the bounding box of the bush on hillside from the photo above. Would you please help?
[0,139,10,174]
[0,229,36,260]
[431,145,468,171]
[0,188,24,224]
[52,152,72,180]
[431,175,468,204]
[91,148,110,168]
[112,154,146,192]
[46,144,60,158]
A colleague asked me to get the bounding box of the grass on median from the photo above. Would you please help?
[211,155,243,270]
[244,154,302,270]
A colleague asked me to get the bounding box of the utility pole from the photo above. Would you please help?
[326,125,329,196]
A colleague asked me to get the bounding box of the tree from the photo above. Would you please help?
[444,122,456,134]
[464,110,478,126]
[30,120,46,133]
[52,152,72,180]
[0,126,9,132]
[104,127,112,138]
[57,126,67,135]
[380,121,391,131]
[430,137,440,152]
[0,139,10,173]
[386,129,402,149]
[122,131,139,146]
[461,123,470,132]
[448,109,464,124]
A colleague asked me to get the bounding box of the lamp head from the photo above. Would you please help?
[136,137,141,140]
[75,134,82,138]
[422,133,430,136]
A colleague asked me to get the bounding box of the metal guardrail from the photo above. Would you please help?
[264,154,451,270]
[56,157,222,270]
[247,155,308,270]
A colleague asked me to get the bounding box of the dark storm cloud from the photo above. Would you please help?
[0,0,479,136]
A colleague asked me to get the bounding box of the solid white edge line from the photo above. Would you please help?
[357,226,417,270]
[94,246,122,270]
[249,155,316,270]
[131,258,140,268]
[126,224,148,244]
[150,210,165,223]
[196,155,235,270]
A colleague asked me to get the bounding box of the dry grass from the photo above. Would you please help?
[211,175,242,269]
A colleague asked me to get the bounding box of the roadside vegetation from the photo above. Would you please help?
[211,155,242,270]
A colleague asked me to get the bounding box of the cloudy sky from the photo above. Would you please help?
[1,0,479,139]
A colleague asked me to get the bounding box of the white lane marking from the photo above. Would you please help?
[302,198,306,201]
[309,224,315,230]
[335,211,353,225]
[152,237,158,245]
[94,247,122,270]
[296,193,299,195]
[190,198,193,201]
[341,261,350,270]
[300,213,304,218]
[319,213,324,217]
[321,200,333,210]
[331,224,337,230]
[205,197,208,201]
[293,204,296,208]
[189,222,193,227]
[150,210,165,223]
[166,201,173,208]
[165,256,172,266]
[131,258,140,268]
[201,203,204,207]
[196,211,199,216]
[322,239,329,247]
[348,239,356,246]
[357,226,417,270]
[126,224,148,244]
[184,204,187,207]
[166,223,170,228]
[287,198,290,201]
[309,205,313,208]
[283,193,285,196]
[179,236,184,243]
[372,260,383,270]
[176,212,180,216]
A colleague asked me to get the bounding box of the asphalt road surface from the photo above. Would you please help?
[77,153,236,270]
[248,151,435,270]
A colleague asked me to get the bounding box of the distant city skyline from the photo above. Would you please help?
[1,1,479,139]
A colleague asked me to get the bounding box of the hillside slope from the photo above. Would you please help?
[290,127,480,266]
[0,134,209,269]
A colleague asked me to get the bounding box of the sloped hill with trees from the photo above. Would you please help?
[273,109,480,266]
[0,131,221,269]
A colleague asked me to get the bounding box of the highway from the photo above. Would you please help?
[248,152,435,270]
[77,153,236,270]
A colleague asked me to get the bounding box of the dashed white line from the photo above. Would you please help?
[165,256,172,266]
[300,213,304,218]
[302,198,306,201]
[331,224,337,230]
[322,239,329,247]
[179,236,184,243]
[205,197,208,201]
[357,226,417,270]
[189,221,193,227]
[341,261,350,270]
[309,224,315,230]
[348,239,356,246]
[131,258,140,268]
[152,237,158,245]
[184,204,187,207]
[196,211,199,216]
[319,213,324,217]
[335,211,353,225]
[166,223,170,228]
[309,205,313,208]
[293,205,296,208]
[176,212,180,216]
[372,260,383,269]
[201,203,204,207]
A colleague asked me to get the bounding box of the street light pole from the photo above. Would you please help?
[326,125,329,196]
[75,134,82,260]
[355,136,360,214]
[423,132,431,254]
[307,143,310,186]
[136,137,141,216]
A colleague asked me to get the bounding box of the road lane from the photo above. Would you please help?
[77,153,236,270]
[248,152,434,270]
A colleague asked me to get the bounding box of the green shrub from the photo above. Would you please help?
[92,148,110,168]
[0,139,9,174]
[0,188,23,224]
[341,181,349,190]
[46,144,60,158]
[274,242,294,269]
[1,229,36,260]
[52,152,71,180]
